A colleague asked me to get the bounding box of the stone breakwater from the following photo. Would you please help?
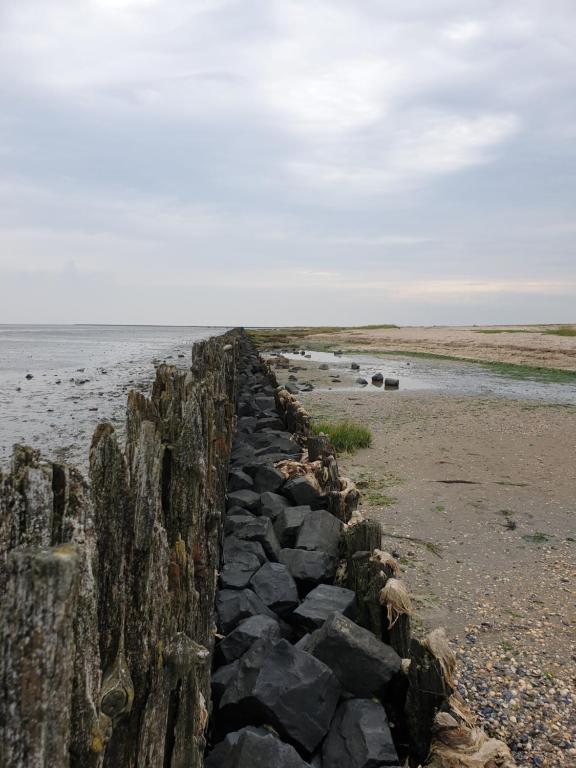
[206,339,518,767]
[0,330,517,767]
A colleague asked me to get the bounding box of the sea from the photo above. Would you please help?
[0,325,227,472]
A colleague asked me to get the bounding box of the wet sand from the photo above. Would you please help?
[268,351,576,767]
[305,324,576,371]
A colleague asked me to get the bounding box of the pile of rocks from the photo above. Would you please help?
[206,348,404,767]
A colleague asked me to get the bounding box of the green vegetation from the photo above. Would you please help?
[544,325,576,337]
[248,324,397,348]
[522,531,551,544]
[474,328,530,334]
[365,490,397,507]
[311,419,372,453]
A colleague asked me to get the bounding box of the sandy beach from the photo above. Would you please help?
[266,348,576,767]
[302,325,576,371]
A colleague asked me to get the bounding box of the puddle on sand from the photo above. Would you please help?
[279,350,576,405]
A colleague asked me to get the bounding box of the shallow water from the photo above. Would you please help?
[0,325,228,471]
[282,350,576,404]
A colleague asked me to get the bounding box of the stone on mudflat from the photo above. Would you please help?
[295,510,342,558]
[385,378,399,389]
[250,562,299,617]
[259,491,291,522]
[216,589,275,634]
[371,373,384,383]
[212,660,240,706]
[228,469,254,492]
[279,549,337,593]
[222,536,267,566]
[205,726,309,768]
[231,516,280,561]
[351,363,360,370]
[308,612,401,696]
[217,614,282,664]
[319,363,329,370]
[322,699,400,768]
[227,489,261,513]
[283,476,320,507]
[220,639,341,754]
[253,465,285,494]
[356,378,368,385]
[274,506,310,548]
[292,584,356,632]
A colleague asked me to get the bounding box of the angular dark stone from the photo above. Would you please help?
[216,589,275,634]
[259,491,291,522]
[222,536,267,567]
[308,612,402,696]
[274,506,311,548]
[285,383,299,395]
[237,416,257,434]
[283,476,321,507]
[220,639,341,754]
[356,378,368,385]
[295,510,342,558]
[205,726,309,768]
[218,615,281,664]
[250,562,299,617]
[228,469,254,492]
[229,516,280,561]
[226,489,261,513]
[220,557,262,590]
[212,660,240,706]
[384,378,399,389]
[292,585,356,631]
[253,465,285,494]
[322,699,400,768]
[253,417,285,433]
[351,363,360,370]
[371,373,384,383]
[279,549,337,593]
[224,513,256,536]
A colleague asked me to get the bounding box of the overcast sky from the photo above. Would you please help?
[1,0,575,326]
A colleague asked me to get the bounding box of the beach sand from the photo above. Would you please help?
[268,352,576,767]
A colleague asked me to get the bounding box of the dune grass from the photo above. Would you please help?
[544,326,576,337]
[248,325,397,348]
[311,419,372,453]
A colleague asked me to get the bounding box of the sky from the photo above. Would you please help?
[1,0,575,326]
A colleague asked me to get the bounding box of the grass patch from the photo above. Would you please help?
[248,324,398,349]
[522,531,551,544]
[365,491,397,507]
[474,329,531,334]
[311,419,372,454]
[544,325,576,337]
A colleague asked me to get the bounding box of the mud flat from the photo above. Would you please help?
[265,348,576,768]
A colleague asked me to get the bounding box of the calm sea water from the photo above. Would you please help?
[0,325,228,471]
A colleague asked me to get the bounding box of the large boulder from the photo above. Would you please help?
[224,513,256,536]
[227,489,261,513]
[253,416,285,433]
[212,660,240,706]
[205,726,309,768]
[220,639,340,754]
[295,510,342,558]
[259,491,291,522]
[250,562,299,617]
[253,465,285,494]
[217,615,281,664]
[228,469,254,492]
[279,549,337,593]
[216,589,275,634]
[274,506,311,548]
[292,585,356,631]
[222,536,267,566]
[228,516,280,561]
[322,699,400,768]
[283,476,321,507]
[308,612,401,696]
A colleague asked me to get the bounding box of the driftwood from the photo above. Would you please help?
[0,331,240,768]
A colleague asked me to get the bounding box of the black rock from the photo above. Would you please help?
[205,726,309,768]
[254,395,276,412]
[218,614,282,664]
[308,612,402,696]
[283,476,321,507]
[384,378,399,389]
[319,364,329,370]
[222,536,267,567]
[245,432,300,457]
[220,639,341,754]
[279,549,337,593]
[230,445,257,467]
[285,383,299,395]
[25,373,33,380]
[220,557,262,590]
[355,378,368,385]
[230,516,281,561]
[228,469,254,492]
[212,660,240,706]
[237,416,257,434]
[274,506,311,548]
[224,513,256,536]
[322,699,400,768]
[227,489,261,513]
[294,633,312,651]
[250,562,299,617]
[292,585,356,631]
[259,491,291,522]
[253,416,285,432]
[295,510,342,558]
[371,372,384,383]
[216,590,275,634]
[351,363,360,370]
[253,465,285,494]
